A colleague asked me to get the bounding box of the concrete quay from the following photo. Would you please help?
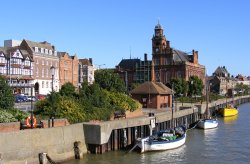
[0,96,249,163]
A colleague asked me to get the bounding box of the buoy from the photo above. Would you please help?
[26,116,37,128]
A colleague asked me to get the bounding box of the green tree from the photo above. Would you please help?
[188,76,204,97]
[59,82,77,97]
[170,78,188,97]
[95,69,126,93]
[0,75,14,109]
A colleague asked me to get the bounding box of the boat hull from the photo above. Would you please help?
[138,133,186,153]
[222,108,238,117]
[197,119,218,129]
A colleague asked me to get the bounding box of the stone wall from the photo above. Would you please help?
[0,123,87,164]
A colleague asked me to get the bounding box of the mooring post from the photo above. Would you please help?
[0,153,2,164]
[38,152,47,164]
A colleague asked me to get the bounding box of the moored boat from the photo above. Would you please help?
[197,75,218,129]
[197,119,218,129]
[221,105,238,117]
[137,126,186,153]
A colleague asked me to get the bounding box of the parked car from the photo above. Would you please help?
[36,94,46,100]
[15,95,28,102]
[27,96,37,102]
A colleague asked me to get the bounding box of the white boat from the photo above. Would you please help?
[197,73,218,129]
[197,119,218,129]
[137,126,186,153]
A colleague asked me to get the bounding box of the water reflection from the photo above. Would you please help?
[223,115,238,124]
[139,145,187,164]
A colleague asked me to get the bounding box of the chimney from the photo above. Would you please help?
[144,53,148,61]
[151,60,155,82]
[166,41,170,48]
[192,50,198,64]
[89,58,93,65]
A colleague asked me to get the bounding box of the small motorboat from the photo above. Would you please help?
[137,126,186,153]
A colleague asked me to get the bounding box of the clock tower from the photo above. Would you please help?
[152,22,170,55]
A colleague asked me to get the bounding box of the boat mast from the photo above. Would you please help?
[172,83,174,127]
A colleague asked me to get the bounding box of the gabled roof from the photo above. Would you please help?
[213,66,229,76]
[79,59,92,66]
[23,40,55,51]
[118,59,141,70]
[0,46,32,60]
[130,81,173,95]
[172,49,191,62]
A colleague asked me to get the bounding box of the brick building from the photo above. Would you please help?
[115,53,151,91]
[151,22,205,85]
[20,40,60,95]
[58,52,79,88]
[130,81,173,109]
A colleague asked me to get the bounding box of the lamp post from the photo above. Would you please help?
[50,66,55,127]
[50,66,55,92]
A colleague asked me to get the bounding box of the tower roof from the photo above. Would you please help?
[155,21,163,29]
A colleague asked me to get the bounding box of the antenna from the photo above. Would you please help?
[129,46,131,59]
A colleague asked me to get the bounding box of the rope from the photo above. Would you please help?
[46,154,57,164]
[187,120,201,131]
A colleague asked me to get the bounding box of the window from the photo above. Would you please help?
[41,48,44,53]
[42,68,44,77]
[36,67,39,77]
[155,58,160,65]
[45,49,48,54]
[46,60,48,65]
[46,81,48,88]
[42,81,44,88]
[46,68,48,77]
[36,59,39,64]
[35,47,38,52]
[49,50,52,55]
[42,60,44,65]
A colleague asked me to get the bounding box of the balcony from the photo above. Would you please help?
[9,83,34,88]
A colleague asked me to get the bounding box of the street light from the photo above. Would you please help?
[50,66,55,92]
[50,66,55,127]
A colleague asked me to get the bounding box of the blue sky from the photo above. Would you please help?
[1,0,250,76]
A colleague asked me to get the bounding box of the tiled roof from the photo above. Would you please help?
[79,59,92,66]
[24,40,55,51]
[118,59,141,70]
[130,81,173,95]
[172,49,191,62]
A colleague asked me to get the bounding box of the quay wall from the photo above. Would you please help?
[0,119,69,132]
[0,96,249,163]
[0,123,87,164]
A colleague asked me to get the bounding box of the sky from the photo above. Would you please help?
[1,0,250,76]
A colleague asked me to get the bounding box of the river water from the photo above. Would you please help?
[65,102,250,164]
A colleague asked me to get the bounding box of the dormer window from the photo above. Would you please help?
[35,47,38,53]
[54,51,57,56]
[45,49,48,54]
[41,48,44,53]
[49,50,52,55]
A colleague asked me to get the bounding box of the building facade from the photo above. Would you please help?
[115,53,152,91]
[0,45,34,95]
[58,52,79,88]
[20,40,60,95]
[209,66,237,95]
[79,58,95,86]
[151,23,205,85]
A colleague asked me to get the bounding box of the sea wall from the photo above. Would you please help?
[0,119,69,132]
[0,123,87,164]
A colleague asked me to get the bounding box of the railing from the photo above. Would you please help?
[9,83,34,87]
